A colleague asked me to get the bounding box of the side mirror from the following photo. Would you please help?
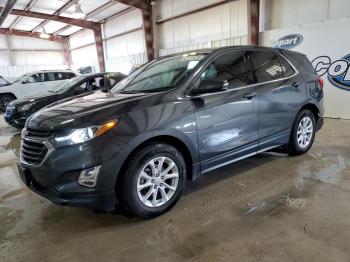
[192,79,227,95]
[101,87,109,93]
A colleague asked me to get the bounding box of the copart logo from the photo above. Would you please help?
[271,34,303,49]
[312,55,350,91]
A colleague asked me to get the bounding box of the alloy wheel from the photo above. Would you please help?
[137,156,179,208]
[297,116,314,149]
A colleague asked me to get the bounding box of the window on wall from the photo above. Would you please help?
[200,51,249,90]
[245,51,284,84]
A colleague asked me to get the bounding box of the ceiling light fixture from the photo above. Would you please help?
[72,0,85,19]
[40,27,50,39]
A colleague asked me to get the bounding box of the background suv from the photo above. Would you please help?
[18,46,324,218]
[0,69,78,111]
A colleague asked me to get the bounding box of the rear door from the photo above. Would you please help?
[190,50,260,173]
[245,50,305,150]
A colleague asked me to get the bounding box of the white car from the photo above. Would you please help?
[0,70,78,111]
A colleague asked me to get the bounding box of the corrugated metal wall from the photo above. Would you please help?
[69,9,146,74]
[0,34,66,81]
[0,65,68,82]
[262,0,350,31]
[157,0,248,54]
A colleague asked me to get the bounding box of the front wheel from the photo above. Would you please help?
[120,143,186,219]
[287,109,316,156]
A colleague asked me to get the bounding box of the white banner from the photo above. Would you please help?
[261,18,350,119]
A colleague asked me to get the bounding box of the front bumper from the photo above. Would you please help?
[18,133,128,211]
[17,163,116,210]
[4,115,27,128]
[4,109,30,129]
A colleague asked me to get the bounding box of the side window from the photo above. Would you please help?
[279,55,295,78]
[106,74,123,88]
[47,73,55,81]
[63,72,75,79]
[199,51,249,90]
[42,73,49,82]
[54,72,64,81]
[28,73,47,83]
[77,77,101,92]
[246,51,284,84]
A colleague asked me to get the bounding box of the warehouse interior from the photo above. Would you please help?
[0,0,350,261]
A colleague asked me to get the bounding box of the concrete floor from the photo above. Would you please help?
[1,118,350,262]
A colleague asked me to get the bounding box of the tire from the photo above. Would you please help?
[120,143,186,219]
[0,94,16,112]
[287,109,316,156]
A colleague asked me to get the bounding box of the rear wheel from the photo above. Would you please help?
[287,109,316,156]
[0,94,16,112]
[120,143,186,219]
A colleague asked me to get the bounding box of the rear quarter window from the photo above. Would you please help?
[282,52,316,74]
[278,55,295,78]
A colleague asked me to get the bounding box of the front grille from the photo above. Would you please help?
[26,128,52,138]
[21,127,52,166]
[21,139,48,165]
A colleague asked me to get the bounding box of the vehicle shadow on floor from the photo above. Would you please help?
[184,151,286,196]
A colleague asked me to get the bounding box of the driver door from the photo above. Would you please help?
[190,50,260,173]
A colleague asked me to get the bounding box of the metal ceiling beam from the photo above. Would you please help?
[0,0,18,27]
[9,0,38,30]
[52,1,117,36]
[247,0,260,45]
[52,24,72,36]
[113,0,142,9]
[101,6,135,23]
[32,0,75,32]
[0,28,67,43]
[156,0,232,24]
[0,8,99,29]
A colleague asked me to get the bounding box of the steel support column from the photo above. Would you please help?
[247,0,260,46]
[63,38,72,68]
[93,24,106,72]
[141,1,154,61]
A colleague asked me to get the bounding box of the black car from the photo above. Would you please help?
[17,46,324,218]
[5,73,126,128]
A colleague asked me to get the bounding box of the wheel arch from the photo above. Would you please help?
[298,103,320,123]
[115,132,200,201]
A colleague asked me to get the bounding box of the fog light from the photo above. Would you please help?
[78,166,101,188]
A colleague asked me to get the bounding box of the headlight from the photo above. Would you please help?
[53,120,118,147]
[18,102,34,112]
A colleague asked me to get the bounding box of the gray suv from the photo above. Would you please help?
[18,46,324,218]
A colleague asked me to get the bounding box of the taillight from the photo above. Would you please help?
[318,77,324,89]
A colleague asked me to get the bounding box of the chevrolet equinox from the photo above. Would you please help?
[17,46,324,218]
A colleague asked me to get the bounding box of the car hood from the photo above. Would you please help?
[27,91,150,130]
[12,93,58,106]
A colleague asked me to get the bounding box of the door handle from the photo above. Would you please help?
[292,82,300,88]
[243,92,257,99]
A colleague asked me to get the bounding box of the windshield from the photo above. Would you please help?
[111,53,206,94]
[13,73,30,83]
[49,76,85,94]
